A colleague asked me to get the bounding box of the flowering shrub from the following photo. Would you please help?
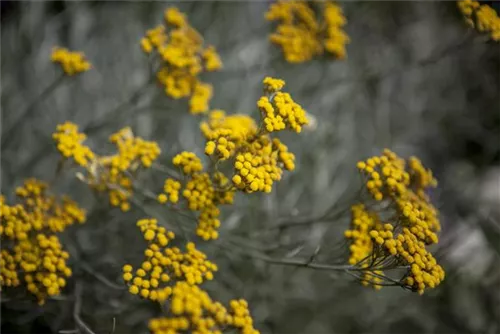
[266,1,349,62]
[458,0,500,40]
[2,4,476,333]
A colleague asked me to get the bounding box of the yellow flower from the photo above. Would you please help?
[52,122,95,167]
[458,1,500,41]
[71,126,160,212]
[266,1,349,63]
[142,7,222,112]
[263,77,285,92]
[148,282,259,334]
[200,110,258,161]
[172,151,203,174]
[51,47,92,75]
[189,82,213,114]
[123,219,218,301]
[346,150,444,294]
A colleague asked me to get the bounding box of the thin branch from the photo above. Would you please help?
[219,241,355,271]
[261,206,350,233]
[110,317,116,334]
[151,162,181,179]
[73,283,95,334]
[81,262,126,290]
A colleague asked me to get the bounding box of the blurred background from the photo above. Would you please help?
[1,1,499,333]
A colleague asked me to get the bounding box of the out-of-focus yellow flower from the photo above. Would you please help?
[266,1,349,63]
[323,1,350,59]
[141,7,222,113]
[164,7,187,27]
[51,47,91,75]
[202,46,223,71]
[172,151,203,175]
[458,0,500,40]
[263,77,285,92]
[53,122,95,167]
[190,82,213,115]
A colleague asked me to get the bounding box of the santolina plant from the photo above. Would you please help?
[3,2,491,332]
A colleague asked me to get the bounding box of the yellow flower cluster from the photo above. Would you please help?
[158,178,181,204]
[201,78,305,198]
[154,147,239,240]
[344,204,384,289]
[1,179,85,304]
[345,204,380,266]
[141,7,222,113]
[95,126,161,210]
[198,77,304,199]
[53,123,161,212]
[263,77,285,92]
[201,110,258,161]
[182,171,234,240]
[173,151,204,175]
[190,82,214,115]
[51,47,91,75]
[17,234,72,304]
[323,1,350,59]
[116,77,278,330]
[123,219,217,301]
[149,282,259,334]
[266,1,349,63]
[257,77,309,133]
[0,250,20,288]
[109,127,161,170]
[345,149,445,294]
[232,137,295,194]
[53,122,95,167]
[202,46,223,72]
[1,179,86,238]
[458,0,500,40]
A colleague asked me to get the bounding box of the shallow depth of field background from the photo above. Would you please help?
[1,1,499,333]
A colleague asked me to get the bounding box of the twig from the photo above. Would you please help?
[73,283,96,334]
[151,162,181,179]
[218,240,355,271]
[262,206,350,233]
[81,262,126,290]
